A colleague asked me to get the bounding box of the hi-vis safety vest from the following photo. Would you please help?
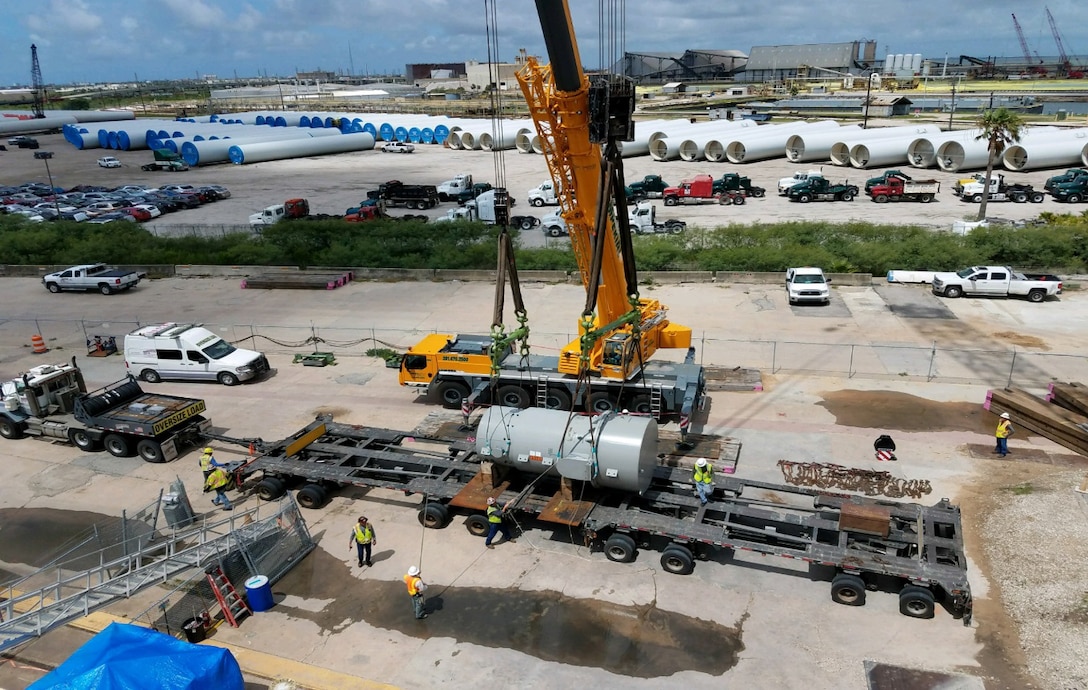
[487,504,502,523]
[693,464,714,484]
[404,574,423,596]
[353,524,374,544]
[996,420,1013,438]
[199,453,214,472]
[204,467,231,491]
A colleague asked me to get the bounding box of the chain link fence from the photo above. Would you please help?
[2,317,1082,389]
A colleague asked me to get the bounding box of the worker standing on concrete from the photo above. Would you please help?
[348,516,376,567]
[994,412,1014,457]
[693,458,714,505]
[404,566,428,619]
[199,446,221,479]
[203,466,234,511]
[484,496,515,549]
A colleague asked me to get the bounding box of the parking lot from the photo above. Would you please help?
[2,125,1088,689]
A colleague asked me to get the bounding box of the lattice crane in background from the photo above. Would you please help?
[1046,6,1084,78]
[1011,14,1047,76]
[30,44,46,119]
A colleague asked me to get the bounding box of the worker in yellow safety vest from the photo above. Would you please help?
[199,447,221,479]
[484,496,515,549]
[348,516,376,568]
[203,466,233,511]
[693,457,714,505]
[403,565,428,619]
[994,412,1014,457]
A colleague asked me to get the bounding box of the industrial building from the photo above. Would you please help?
[740,41,878,83]
[620,49,747,84]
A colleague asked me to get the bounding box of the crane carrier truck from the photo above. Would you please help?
[229,408,972,625]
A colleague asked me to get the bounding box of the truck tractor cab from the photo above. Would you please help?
[1,362,86,421]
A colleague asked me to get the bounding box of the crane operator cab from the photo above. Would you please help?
[601,333,638,378]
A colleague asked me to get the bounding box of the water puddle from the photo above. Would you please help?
[819,390,988,433]
[0,507,153,574]
[276,549,744,678]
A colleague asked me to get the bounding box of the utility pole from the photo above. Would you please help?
[863,71,874,129]
[34,151,60,216]
[948,83,957,130]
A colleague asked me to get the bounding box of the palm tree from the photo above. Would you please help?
[974,107,1025,221]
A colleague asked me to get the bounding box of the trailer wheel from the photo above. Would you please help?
[830,573,867,606]
[255,477,287,501]
[542,387,572,411]
[68,428,99,451]
[898,585,936,619]
[465,514,490,537]
[660,545,695,575]
[604,533,637,563]
[1028,289,1046,303]
[0,418,24,440]
[496,385,530,408]
[943,286,963,299]
[140,369,161,384]
[920,194,933,203]
[296,484,328,509]
[137,439,166,463]
[103,433,134,457]
[436,381,469,409]
[587,391,618,414]
[418,503,450,529]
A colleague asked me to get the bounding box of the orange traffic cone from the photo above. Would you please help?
[31,334,47,354]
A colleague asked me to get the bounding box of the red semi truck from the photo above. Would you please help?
[867,176,941,203]
[663,174,721,206]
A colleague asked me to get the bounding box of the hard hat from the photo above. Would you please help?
[1000,412,1010,419]
[486,497,496,505]
[358,516,368,523]
[203,447,213,454]
[408,566,420,576]
[696,458,708,467]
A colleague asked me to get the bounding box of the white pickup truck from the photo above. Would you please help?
[931,266,1061,303]
[778,170,824,196]
[42,263,142,295]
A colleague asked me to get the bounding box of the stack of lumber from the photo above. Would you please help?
[985,387,1088,456]
[241,270,354,290]
[1047,383,1088,418]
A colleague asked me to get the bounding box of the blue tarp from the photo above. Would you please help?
[29,622,244,690]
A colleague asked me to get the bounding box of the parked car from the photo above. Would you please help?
[198,185,231,200]
[97,156,122,168]
[381,141,415,154]
[8,136,39,149]
[86,212,135,225]
[120,207,153,222]
[131,203,163,218]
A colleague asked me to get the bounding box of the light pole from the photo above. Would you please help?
[948,83,957,131]
[863,71,874,129]
[34,151,60,217]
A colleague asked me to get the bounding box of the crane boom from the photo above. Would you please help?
[517,0,692,379]
[1046,6,1068,66]
[1011,14,1033,66]
[30,44,45,119]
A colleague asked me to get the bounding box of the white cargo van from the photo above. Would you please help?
[124,323,269,386]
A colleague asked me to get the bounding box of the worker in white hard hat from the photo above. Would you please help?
[484,496,516,549]
[403,565,428,619]
[693,457,714,505]
[199,446,221,479]
[994,412,1014,457]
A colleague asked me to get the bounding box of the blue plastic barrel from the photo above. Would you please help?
[245,576,274,612]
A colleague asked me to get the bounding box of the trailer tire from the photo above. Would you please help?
[217,371,239,386]
[943,286,963,299]
[830,573,867,606]
[103,433,134,457]
[137,439,166,463]
[660,545,695,575]
[99,284,113,295]
[46,282,61,293]
[68,428,98,451]
[898,585,936,619]
[920,194,933,203]
[587,391,618,414]
[542,387,572,411]
[604,533,637,563]
[418,503,450,529]
[1028,289,1046,303]
[496,385,530,408]
[0,418,24,439]
[255,477,287,501]
[140,369,161,384]
[465,514,490,537]
[296,484,328,509]
[436,381,469,409]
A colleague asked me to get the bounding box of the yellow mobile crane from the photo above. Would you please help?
[398,0,704,426]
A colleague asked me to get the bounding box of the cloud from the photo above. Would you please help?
[157,0,226,29]
[27,0,103,34]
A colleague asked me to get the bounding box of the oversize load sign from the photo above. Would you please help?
[152,401,207,436]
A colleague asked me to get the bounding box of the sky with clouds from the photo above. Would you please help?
[2,0,1087,86]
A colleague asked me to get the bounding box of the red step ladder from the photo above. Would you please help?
[205,565,251,627]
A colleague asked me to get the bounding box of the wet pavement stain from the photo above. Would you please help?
[819,390,993,434]
[0,507,153,574]
[865,661,982,689]
[275,549,744,678]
